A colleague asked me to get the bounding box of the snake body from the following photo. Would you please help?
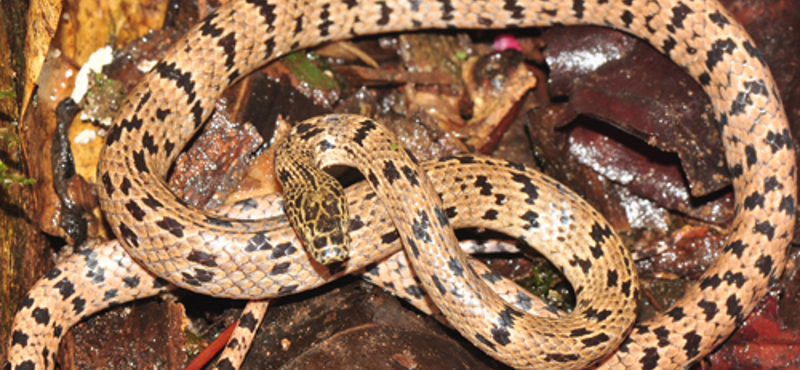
[6,0,796,369]
[274,115,638,368]
[11,154,636,369]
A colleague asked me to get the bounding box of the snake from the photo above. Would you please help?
[7,155,599,368]
[5,0,796,369]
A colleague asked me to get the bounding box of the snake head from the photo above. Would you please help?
[281,167,351,265]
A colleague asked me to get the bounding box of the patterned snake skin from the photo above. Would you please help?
[6,0,796,369]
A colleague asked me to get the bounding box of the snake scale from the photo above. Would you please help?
[6,0,796,369]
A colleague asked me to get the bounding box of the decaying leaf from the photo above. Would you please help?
[21,0,62,119]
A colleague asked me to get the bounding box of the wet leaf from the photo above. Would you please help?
[282,52,341,91]
[543,26,728,198]
[709,294,800,369]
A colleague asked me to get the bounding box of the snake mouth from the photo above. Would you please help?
[308,226,351,265]
[314,244,350,265]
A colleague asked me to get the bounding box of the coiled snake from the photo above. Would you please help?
[6,0,796,369]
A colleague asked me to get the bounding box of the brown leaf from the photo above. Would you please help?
[59,298,188,369]
[21,0,62,119]
[543,26,729,198]
[55,0,169,65]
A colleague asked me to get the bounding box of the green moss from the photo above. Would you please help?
[515,258,575,312]
[281,51,340,90]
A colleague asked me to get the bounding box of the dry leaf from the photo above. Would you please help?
[21,0,62,119]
